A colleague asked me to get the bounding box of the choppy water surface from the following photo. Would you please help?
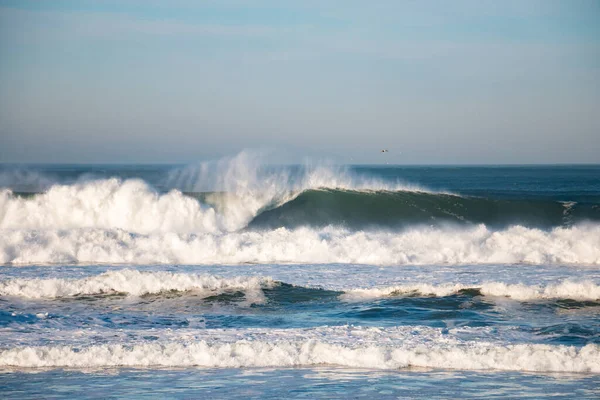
[1,158,599,398]
[2,368,599,399]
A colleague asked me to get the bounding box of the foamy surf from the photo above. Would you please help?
[0,152,430,234]
[0,180,226,234]
[342,280,600,301]
[0,325,598,373]
[0,269,274,301]
[2,270,599,302]
[2,162,600,398]
[2,224,599,265]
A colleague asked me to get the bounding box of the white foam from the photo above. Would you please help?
[343,280,600,301]
[0,325,598,372]
[2,224,599,266]
[0,179,224,234]
[0,269,273,302]
[0,152,424,234]
[4,270,599,302]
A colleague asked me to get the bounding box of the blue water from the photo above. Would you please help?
[0,161,599,398]
[2,368,599,399]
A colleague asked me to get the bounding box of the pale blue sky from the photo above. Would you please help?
[0,0,599,164]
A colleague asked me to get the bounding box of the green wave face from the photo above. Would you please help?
[248,189,600,230]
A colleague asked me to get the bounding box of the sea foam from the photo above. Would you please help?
[0,269,273,301]
[343,280,600,301]
[2,224,599,265]
[2,270,599,301]
[0,326,598,372]
[0,152,422,234]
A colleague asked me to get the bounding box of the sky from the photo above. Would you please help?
[0,0,599,164]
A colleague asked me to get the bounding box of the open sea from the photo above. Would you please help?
[1,154,599,398]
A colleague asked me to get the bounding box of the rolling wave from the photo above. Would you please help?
[0,166,432,234]
[248,189,600,229]
[1,325,598,372]
[2,270,599,301]
[2,181,598,236]
[343,280,600,302]
[2,224,600,266]
[2,156,599,267]
[0,270,273,302]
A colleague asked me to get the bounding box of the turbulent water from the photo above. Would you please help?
[1,154,599,398]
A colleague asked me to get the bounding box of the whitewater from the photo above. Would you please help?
[1,156,599,398]
[1,156,598,266]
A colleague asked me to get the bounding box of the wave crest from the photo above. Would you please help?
[249,189,600,229]
[0,153,426,234]
[343,280,600,301]
[3,270,599,302]
[0,270,273,302]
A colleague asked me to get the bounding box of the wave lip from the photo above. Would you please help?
[343,280,600,302]
[0,325,598,373]
[0,270,274,303]
[249,189,600,230]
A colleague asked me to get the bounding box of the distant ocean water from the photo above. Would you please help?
[1,154,599,398]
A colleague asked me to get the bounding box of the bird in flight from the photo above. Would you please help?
[381,149,388,153]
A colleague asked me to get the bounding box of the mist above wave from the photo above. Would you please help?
[0,152,423,234]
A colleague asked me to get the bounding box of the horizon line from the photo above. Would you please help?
[1,162,599,167]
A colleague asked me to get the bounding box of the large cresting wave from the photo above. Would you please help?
[0,153,431,234]
[2,180,599,234]
[2,152,599,235]
[1,153,600,265]
[248,188,600,229]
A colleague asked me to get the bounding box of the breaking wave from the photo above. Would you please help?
[343,280,600,301]
[2,151,599,237]
[2,270,599,302]
[2,181,598,237]
[1,325,598,372]
[1,153,599,267]
[2,224,599,265]
[248,189,600,229]
[0,269,273,301]
[0,179,226,234]
[0,153,428,234]
[3,182,599,235]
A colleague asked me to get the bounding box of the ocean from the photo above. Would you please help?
[1,154,599,398]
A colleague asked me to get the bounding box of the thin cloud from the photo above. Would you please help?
[0,7,280,41]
